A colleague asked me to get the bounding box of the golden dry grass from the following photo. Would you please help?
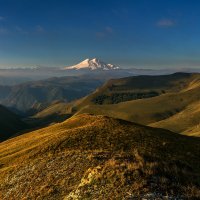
[0,114,200,199]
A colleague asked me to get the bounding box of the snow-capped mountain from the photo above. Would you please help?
[63,58,119,70]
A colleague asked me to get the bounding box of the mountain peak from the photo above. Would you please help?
[63,58,119,70]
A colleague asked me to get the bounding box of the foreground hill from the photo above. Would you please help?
[0,105,27,142]
[0,114,200,199]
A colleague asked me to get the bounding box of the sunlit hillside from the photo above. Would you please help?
[72,73,200,136]
[0,114,200,199]
[151,100,200,136]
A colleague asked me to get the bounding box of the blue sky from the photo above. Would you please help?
[0,0,200,68]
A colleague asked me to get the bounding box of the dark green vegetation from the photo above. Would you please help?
[92,91,159,104]
[0,114,200,199]
[0,105,27,142]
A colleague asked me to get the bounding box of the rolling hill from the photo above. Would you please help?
[0,105,27,142]
[76,72,196,106]
[0,114,200,199]
[150,100,200,136]
[70,73,200,136]
[26,101,75,128]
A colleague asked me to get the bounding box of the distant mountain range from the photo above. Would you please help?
[1,58,200,86]
[63,58,119,70]
[0,72,130,115]
[0,76,105,115]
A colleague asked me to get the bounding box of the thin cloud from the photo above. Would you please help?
[105,26,113,33]
[96,26,114,38]
[35,25,45,33]
[157,19,176,27]
[0,27,8,34]
[15,25,45,34]
[0,16,5,21]
[96,32,106,38]
[15,26,28,34]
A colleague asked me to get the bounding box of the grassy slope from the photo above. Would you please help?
[77,85,200,123]
[27,97,84,128]
[0,114,200,199]
[0,105,27,141]
[25,101,74,128]
[150,100,200,136]
[74,73,200,136]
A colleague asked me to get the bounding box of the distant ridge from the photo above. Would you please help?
[63,58,119,70]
